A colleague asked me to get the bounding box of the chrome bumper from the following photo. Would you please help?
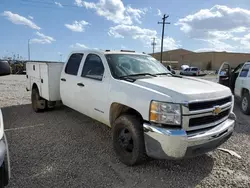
[143,113,236,159]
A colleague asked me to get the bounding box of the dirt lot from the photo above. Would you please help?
[0,75,250,188]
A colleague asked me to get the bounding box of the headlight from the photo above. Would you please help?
[149,101,181,125]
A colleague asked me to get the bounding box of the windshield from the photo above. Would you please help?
[105,54,169,78]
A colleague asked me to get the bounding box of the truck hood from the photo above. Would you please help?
[135,76,232,103]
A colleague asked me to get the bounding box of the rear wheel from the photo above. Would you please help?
[241,92,250,115]
[112,115,146,166]
[31,88,46,112]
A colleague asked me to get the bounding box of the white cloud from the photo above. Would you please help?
[55,2,63,8]
[176,5,250,34]
[28,15,33,20]
[65,20,90,32]
[74,0,146,24]
[31,32,55,44]
[70,43,88,48]
[108,24,157,39]
[176,5,250,52]
[157,9,162,17]
[2,11,40,30]
[108,24,180,51]
[126,6,146,24]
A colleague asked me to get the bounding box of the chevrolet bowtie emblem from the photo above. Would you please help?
[212,106,222,116]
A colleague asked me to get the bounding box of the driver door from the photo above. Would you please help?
[217,62,232,88]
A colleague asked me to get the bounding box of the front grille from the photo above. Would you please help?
[189,96,232,111]
[189,109,230,127]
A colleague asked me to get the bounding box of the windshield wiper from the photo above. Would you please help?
[155,72,183,78]
[119,73,157,78]
[154,72,172,76]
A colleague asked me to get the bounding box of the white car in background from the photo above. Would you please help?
[180,67,201,76]
[218,61,250,115]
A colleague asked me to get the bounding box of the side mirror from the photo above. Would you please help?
[166,65,171,71]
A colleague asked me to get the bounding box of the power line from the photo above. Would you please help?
[20,0,80,8]
[158,14,170,63]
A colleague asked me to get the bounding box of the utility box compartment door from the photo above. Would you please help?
[40,64,49,101]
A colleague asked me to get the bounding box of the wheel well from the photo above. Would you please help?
[241,88,249,97]
[109,103,143,126]
[32,83,38,90]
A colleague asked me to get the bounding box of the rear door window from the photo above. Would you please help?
[191,68,198,71]
[65,53,83,75]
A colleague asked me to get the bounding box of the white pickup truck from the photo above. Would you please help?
[26,50,236,166]
[218,62,250,114]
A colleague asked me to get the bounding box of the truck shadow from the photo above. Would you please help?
[2,104,213,188]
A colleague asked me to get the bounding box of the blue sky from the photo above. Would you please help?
[1,0,250,61]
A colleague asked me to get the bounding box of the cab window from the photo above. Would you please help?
[191,68,198,71]
[81,54,104,81]
[65,53,83,75]
[239,64,250,77]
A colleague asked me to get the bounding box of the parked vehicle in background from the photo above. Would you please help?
[26,50,236,166]
[218,61,250,115]
[180,67,201,76]
[0,61,10,76]
[0,109,10,188]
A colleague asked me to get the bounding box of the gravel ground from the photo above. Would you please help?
[0,75,250,188]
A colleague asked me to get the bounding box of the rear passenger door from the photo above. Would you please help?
[60,53,83,109]
[76,53,110,124]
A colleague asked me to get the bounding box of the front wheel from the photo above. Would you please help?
[241,92,250,115]
[0,164,4,188]
[0,162,8,188]
[112,115,146,166]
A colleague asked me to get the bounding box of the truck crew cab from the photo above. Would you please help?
[26,50,236,166]
[218,62,250,114]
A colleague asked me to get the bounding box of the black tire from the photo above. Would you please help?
[180,72,183,75]
[3,161,8,187]
[0,163,4,188]
[241,92,250,115]
[31,88,45,112]
[193,73,196,76]
[112,115,146,166]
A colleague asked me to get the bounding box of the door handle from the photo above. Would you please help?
[77,83,85,87]
[61,78,66,81]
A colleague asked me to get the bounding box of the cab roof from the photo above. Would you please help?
[70,49,147,56]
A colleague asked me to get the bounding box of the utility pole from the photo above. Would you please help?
[28,39,30,60]
[158,14,170,63]
[151,37,156,55]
